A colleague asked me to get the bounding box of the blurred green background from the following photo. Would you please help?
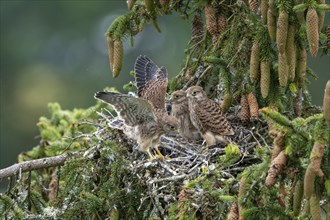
[0,1,329,170]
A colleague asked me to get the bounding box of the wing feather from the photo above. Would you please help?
[134,55,168,110]
[94,91,156,126]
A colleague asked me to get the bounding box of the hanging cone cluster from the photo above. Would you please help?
[326,23,330,50]
[276,11,289,53]
[248,0,259,12]
[240,95,250,125]
[286,25,296,82]
[260,59,270,98]
[306,8,319,57]
[247,92,259,118]
[205,4,218,36]
[323,80,330,124]
[278,52,288,87]
[191,14,204,45]
[296,47,306,88]
[112,40,124,78]
[250,43,260,83]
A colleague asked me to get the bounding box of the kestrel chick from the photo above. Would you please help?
[170,90,201,142]
[134,55,179,157]
[95,91,177,160]
[186,86,234,146]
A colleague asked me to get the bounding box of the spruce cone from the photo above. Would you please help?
[326,22,330,50]
[265,151,287,187]
[212,34,220,46]
[221,93,233,113]
[303,164,315,199]
[293,180,303,217]
[205,4,218,36]
[250,43,260,83]
[294,0,305,24]
[296,47,306,88]
[286,25,296,82]
[249,0,258,12]
[112,40,123,78]
[323,80,330,124]
[278,52,289,87]
[227,203,239,220]
[217,16,227,35]
[310,142,325,177]
[260,59,270,98]
[240,95,250,125]
[127,0,135,10]
[318,0,325,33]
[191,14,204,45]
[106,35,114,73]
[310,195,321,220]
[261,0,268,25]
[267,9,277,41]
[276,11,289,53]
[247,92,259,118]
[306,8,319,57]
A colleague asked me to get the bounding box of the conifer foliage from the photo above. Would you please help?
[1,0,330,219]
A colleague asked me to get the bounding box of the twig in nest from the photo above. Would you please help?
[148,174,187,184]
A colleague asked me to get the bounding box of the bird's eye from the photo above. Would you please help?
[174,95,178,98]
[192,91,197,96]
[170,126,176,130]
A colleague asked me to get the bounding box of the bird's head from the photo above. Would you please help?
[170,90,187,104]
[186,86,206,101]
[162,115,179,133]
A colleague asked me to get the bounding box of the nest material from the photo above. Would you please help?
[94,103,271,218]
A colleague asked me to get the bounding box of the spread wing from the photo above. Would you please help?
[196,99,234,135]
[95,91,156,126]
[134,55,168,110]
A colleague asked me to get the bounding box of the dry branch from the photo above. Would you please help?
[0,151,82,179]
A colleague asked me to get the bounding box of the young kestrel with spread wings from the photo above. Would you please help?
[94,91,177,160]
[170,90,201,142]
[186,86,234,146]
[134,55,179,157]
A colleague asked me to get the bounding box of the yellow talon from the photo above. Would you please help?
[147,149,155,160]
[155,147,164,159]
